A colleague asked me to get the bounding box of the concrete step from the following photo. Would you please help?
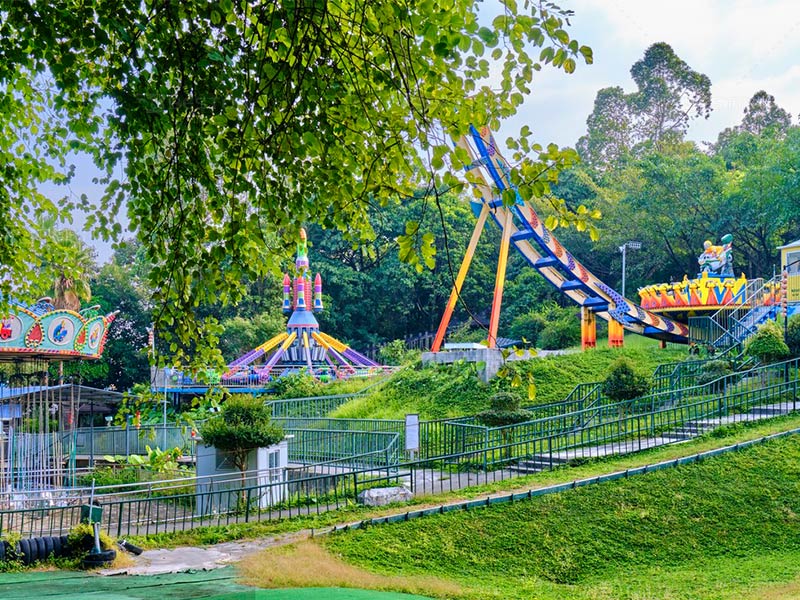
[748,406,789,416]
[512,456,571,473]
[661,429,699,440]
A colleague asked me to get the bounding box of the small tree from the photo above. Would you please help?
[199,395,284,505]
[602,358,650,430]
[696,360,734,393]
[602,358,650,402]
[745,321,790,364]
[476,392,531,460]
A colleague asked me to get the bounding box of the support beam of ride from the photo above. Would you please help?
[488,209,514,349]
[431,203,490,352]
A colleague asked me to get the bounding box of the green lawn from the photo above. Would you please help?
[319,434,800,599]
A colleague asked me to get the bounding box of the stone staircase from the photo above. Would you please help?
[510,399,797,474]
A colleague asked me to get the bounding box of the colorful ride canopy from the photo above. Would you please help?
[0,299,117,361]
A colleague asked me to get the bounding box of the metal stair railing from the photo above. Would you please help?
[689,276,779,349]
[721,275,781,345]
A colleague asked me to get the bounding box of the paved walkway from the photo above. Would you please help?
[103,533,308,576]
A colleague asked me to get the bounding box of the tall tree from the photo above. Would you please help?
[84,240,153,391]
[629,42,712,147]
[0,1,594,366]
[578,43,711,171]
[576,87,633,170]
[741,90,792,136]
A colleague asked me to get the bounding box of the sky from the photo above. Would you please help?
[511,0,800,148]
[68,0,800,262]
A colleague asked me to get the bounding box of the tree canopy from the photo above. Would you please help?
[577,42,710,169]
[0,0,593,366]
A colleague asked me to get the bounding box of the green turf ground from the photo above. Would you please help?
[0,569,432,600]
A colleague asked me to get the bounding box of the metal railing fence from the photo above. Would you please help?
[1,358,796,539]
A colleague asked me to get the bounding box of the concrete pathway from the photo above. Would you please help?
[103,532,308,576]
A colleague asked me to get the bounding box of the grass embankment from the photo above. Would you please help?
[332,346,686,420]
[127,413,800,552]
[241,431,800,600]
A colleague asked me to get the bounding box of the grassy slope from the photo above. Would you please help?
[332,345,686,420]
[315,435,800,599]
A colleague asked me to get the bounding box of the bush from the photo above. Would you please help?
[446,321,488,344]
[508,312,546,347]
[77,466,138,490]
[476,392,531,427]
[519,303,580,350]
[378,340,417,365]
[271,372,322,398]
[602,358,650,402]
[538,318,580,350]
[696,360,733,393]
[67,522,115,556]
[786,315,800,357]
[744,320,789,364]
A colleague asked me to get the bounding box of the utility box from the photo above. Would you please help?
[194,439,289,517]
[80,504,103,524]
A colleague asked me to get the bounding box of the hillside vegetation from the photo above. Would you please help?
[242,434,800,599]
[332,345,686,420]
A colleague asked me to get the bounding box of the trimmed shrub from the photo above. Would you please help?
[271,372,322,399]
[744,320,789,364]
[476,392,531,427]
[378,340,417,365]
[696,360,734,393]
[602,358,650,401]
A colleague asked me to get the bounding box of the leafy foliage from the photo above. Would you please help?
[104,445,183,473]
[601,357,650,401]
[200,395,284,455]
[0,0,592,366]
[696,360,734,393]
[68,523,115,557]
[508,303,579,350]
[271,373,323,399]
[377,340,418,366]
[745,321,790,364]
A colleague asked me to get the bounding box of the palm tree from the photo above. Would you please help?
[38,217,97,311]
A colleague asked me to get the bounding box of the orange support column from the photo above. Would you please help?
[487,209,514,349]
[581,307,596,350]
[608,319,624,348]
[432,204,490,352]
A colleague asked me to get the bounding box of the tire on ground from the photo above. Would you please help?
[82,549,116,569]
[34,537,47,560]
[43,536,54,559]
[18,538,34,565]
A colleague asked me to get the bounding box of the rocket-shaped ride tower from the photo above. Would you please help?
[224,229,387,381]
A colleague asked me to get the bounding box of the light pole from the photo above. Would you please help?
[619,241,642,299]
